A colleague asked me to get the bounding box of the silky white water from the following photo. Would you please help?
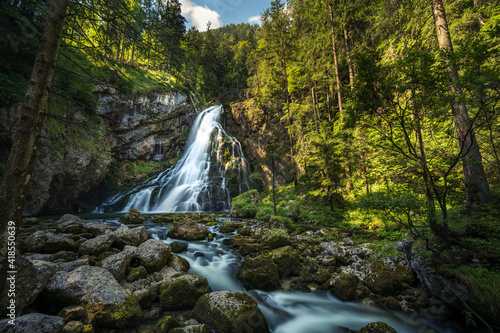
[94,105,251,213]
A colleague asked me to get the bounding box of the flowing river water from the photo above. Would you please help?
[94,218,461,333]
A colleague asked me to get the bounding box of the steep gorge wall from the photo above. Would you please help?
[225,100,293,190]
[0,90,196,215]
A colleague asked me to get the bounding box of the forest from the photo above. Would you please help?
[0,0,500,332]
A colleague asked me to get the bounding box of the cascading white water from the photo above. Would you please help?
[95,105,251,213]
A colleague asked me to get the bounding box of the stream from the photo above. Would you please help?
[94,218,461,333]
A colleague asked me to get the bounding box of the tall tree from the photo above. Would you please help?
[0,0,68,297]
[431,0,492,206]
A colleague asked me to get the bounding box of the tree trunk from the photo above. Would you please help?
[312,87,319,134]
[431,0,491,206]
[0,0,68,298]
[328,2,343,123]
[344,27,354,91]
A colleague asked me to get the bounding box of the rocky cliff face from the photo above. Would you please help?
[0,90,196,215]
[225,100,293,190]
[98,88,197,162]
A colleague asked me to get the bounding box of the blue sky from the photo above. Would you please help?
[179,0,272,31]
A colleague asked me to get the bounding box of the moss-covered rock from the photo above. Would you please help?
[126,266,148,282]
[159,274,212,310]
[112,226,147,249]
[364,256,415,296]
[220,222,241,233]
[238,254,280,290]
[270,246,301,278]
[168,254,190,272]
[119,209,144,224]
[231,190,260,218]
[79,233,115,256]
[170,241,188,253]
[135,239,171,273]
[167,219,209,241]
[325,273,364,301]
[62,320,84,333]
[358,321,397,332]
[155,316,180,333]
[193,291,269,333]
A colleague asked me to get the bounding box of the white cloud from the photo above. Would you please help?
[180,0,222,31]
[248,15,262,25]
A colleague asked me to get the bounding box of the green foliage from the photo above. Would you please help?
[231,189,260,218]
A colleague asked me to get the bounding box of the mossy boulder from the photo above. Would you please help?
[231,190,260,218]
[126,266,148,282]
[238,254,280,290]
[112,226,148,249]
[152,214,176,224]
[159,274,212,310]
[135,239,171,273]
[155,315,180,333]
[325,273,364,301]
[193,291,269,333]
[79,233,115,256]
[100,246,136,280]
[43,265,141,328]
[119,209,144,224]
[220,222,241,233]
[167,219,209,241]
[358,321,397,332]
[170,241,188,253]
[168,254,190,272]
[364,256,416,296]
[270,245,301,278]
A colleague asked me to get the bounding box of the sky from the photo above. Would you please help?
[179,0,272,31]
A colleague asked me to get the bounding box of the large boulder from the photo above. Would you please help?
[0,313,64,333]
[112,226,148,249]
[100,246,136,280]
[159,275,212,310]
[193,291,269,333]
[119,209,144,224]
[270,246,301,278]
[0,256,57,317]
[325,273,364,301]
[135,239,171,273]
[238,254,280,291]
[79,233,115,256]
[25,231,77,254]
[364,256,415,296]
[55,214,86,234]
[43,265,141,328]
[167,219,208,241]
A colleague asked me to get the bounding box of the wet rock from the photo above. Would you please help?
[238,254,280,290]
[325,273,364,301]
[169,324,212,333]
[152,215,175,224]
[0,313,64,333]
[220,222,241,233]
[238,225,252,236]
[43,265,141,328]
[358,321,397,332]
[159,274,212,310]
[119,208,144,224]
[170,241,188,253]
[112,226,148,249]
[135,239,171,273]
[364,256,415,296]
[168,254,190,272]
[167,219,209,241]
[155,315,180,333]
[193,291,269,333]
[100,246,136,280]
[79,233,115,256]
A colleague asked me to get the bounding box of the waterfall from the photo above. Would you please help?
[95,105,251,213]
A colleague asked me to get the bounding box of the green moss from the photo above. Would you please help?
[453,266,500,318]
